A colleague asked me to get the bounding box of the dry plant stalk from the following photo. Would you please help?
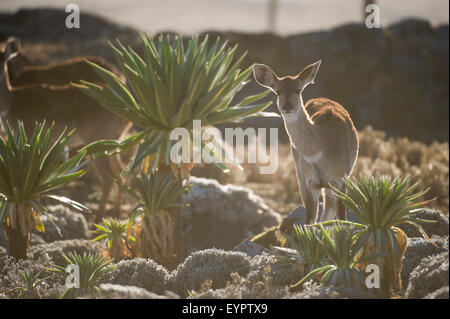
[134,211,175,265]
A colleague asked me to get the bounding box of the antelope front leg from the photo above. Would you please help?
[291,147,321,224]
[336,182,347,220]
[301,181,321,224]
[321,187,337,221]
[322,180,347,221]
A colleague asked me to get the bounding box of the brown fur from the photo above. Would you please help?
[10,56,123,87]
[253,61,359,224]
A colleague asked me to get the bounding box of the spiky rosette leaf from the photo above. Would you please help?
[290,223,378,290]
[281,224,328,272]
[331,175,436,290]
[49,252,114,299]
[0,121,89,241]
[93,218,134,261]
[75,33,276,172]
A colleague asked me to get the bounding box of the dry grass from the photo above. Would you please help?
[193,126,449,215]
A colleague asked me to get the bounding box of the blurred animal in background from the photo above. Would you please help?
[253,61,359,224]
[0,37,132,218]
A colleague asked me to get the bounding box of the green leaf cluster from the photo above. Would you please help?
[75,33,273,171]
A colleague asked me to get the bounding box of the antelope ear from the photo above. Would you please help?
[4,37,21,57]
[253,64,277,90]
[296,60,321,92]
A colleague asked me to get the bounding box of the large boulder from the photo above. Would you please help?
[33,205,90,242]
[405,251,449,299]
[182,177,281,253]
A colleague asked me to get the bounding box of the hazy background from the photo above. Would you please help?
[0,0,449,35]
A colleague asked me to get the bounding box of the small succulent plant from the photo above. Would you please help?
[8,271,49,299]
[93,218,134,261]
[49,251,115,298]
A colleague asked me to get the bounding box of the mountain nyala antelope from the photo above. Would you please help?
[253,60,359,224]
[0,37,131,218]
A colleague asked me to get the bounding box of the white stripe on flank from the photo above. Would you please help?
[304,151,323,164]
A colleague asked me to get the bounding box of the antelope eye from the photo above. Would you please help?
[275,90,281,96]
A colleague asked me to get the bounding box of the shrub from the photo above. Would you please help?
[193,126,449,215]
[405,251,449,299]
[170,248,251,297]
[105,258,169,294]
[247,254,303,287]
[28,239,103,266]
[190,271,288,299]
[0,255,61,298]
[401,237,448,286]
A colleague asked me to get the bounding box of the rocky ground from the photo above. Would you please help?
[0,176,448,299]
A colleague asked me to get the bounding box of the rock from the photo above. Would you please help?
[401,236,448,286]
[28,239,103,266]
[397,209,449,238]
[285,281,377,299]
[250,225,280,248]
[170,248,252,297]
[279,205,360,235]
[105,258,169,295]
[233,239,271,258]
[423,286,449,299]
[97,283,169,299]
[182,177,281,254]
[405,251,449,299]
[33,205,90,242]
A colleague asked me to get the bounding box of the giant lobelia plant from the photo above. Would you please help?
[0,121,89,259]
[331,175,436,291]
[74,33,274,267]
